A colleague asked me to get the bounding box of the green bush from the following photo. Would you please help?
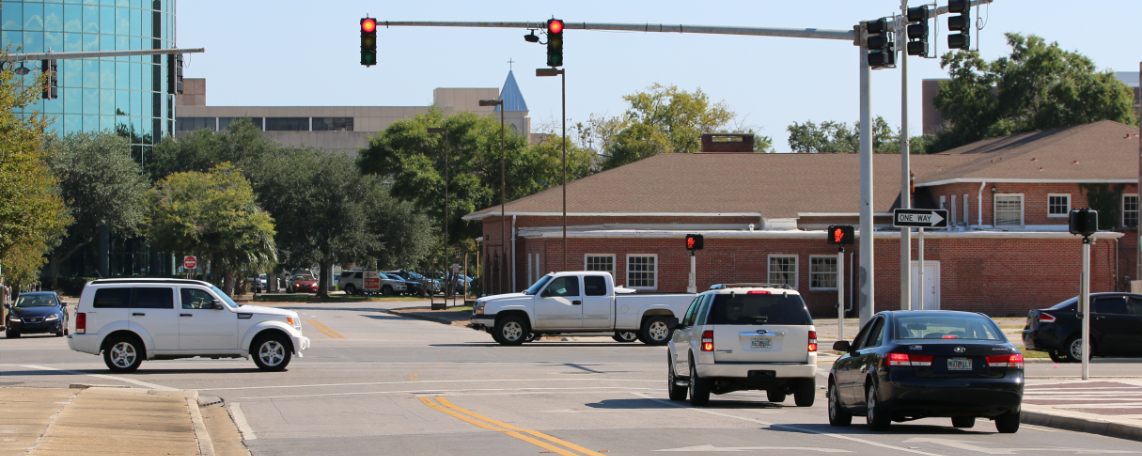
[468,276,482,298]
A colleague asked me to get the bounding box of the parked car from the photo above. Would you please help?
[470,271,694,345]
[5,292,69,338]
[287,273,319,293]
[247,274,267,292]
[339,270,407,295]
[828,310,1023,433]
[667,285,817,407]
[1022,293,1142,363]
[385,270,439,295]
[67,278,310,372]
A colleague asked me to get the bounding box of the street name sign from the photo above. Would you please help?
[893,209,948,228]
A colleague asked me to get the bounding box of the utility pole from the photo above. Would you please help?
[537,67,567,271]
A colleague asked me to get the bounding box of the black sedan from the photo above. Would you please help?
[828,310,1023,433]
[1022,293,1142,363]
[5,292,70,338]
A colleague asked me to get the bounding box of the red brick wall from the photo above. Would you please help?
[925,183,1138,227]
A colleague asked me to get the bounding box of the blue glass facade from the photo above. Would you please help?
[2,0,176,154]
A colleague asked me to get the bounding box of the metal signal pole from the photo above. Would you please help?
[900,0,913,312]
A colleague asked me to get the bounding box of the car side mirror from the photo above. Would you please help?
[212,300,225,310]
[666,317,681,330]
[61,302,68,307]
[833,340,851,352]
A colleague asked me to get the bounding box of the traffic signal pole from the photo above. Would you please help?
[899,0,912,312]
[858,44,875,329]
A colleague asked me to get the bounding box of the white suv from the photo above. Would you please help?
[68,279,310,372]
[667,284,818,407]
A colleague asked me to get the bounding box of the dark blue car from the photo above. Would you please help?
[828,310,1024,433]
[1022,293,1142,363]
[5,292,70,338]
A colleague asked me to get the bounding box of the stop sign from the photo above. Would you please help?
[183,256,197,270]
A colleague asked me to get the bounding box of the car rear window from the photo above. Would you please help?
[705,293,812,325]
[93,288,131,308]
[894,314,1003,340]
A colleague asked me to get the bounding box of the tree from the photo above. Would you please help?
[146,163,277,295]
[148,118,278,178]
[931,33,1137,152]
[0,52,69,289]
[43,132,149,286]
[786,116,926,154]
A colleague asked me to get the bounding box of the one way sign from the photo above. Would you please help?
[893,208,948,228]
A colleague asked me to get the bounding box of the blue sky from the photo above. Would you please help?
[178,1,1142,152]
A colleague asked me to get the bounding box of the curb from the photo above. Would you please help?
[377,308,462,326]
[1022,406,1142,442]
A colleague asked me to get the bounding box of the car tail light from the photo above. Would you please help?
[701,330,714,352]
[942,335,960,339]
[887,352,932,367]
[1039,312,1056,323]
[747,290,770,295]
[986,354,1024,369]
[75,313,86,334]
[808,330,817,352]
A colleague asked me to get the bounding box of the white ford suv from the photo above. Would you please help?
[667,284,818,407]
[68,279,310,372]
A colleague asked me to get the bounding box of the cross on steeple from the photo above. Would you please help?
[507,58,515,71]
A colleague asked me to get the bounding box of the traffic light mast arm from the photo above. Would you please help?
[374,20,855,42]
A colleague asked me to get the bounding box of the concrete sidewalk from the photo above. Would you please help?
[1022,379,1142,442]
[0,386,248,456]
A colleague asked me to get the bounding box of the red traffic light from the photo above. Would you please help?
[548,19,564,34]
[361,18,377,33]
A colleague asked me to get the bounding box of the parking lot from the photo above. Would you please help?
[3,301,1142,455]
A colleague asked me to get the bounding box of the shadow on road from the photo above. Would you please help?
[429,343,658,348]
[771,422,993,436]
[0,367,264,376]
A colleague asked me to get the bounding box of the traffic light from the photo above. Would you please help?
[361,17,378,67]
[166,54,183,95]
[827,225,855,246]
[947,0,971,50]
[41,59,57,99]
[546,19,564,67]
[865,18,894,69]
[685,234,704,251]
[905,6,929,57]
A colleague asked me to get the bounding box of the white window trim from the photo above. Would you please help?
[768,254,799,290]
[1123,193,1140,227]
[808,255,838,291]
[584,254,616,278]
[1047,193,1071,218]
[626,254,658,290]
[993,193,1025,227]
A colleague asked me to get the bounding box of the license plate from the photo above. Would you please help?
[947,358,972,371]
[751,337,773,349]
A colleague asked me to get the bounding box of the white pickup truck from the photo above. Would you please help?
[470,271,695,345]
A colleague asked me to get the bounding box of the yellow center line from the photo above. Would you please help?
[435,396,606,456]
[418,397,581,456]
[304,319,335,339]
[305,319,346,339]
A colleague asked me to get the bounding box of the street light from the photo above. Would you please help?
[479,98,506,294]
[536,67,567,272]
[428,126,448,309]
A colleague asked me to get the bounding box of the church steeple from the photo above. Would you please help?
[495,70,528,112]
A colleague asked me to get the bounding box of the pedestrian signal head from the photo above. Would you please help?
[827,225,855,245]
[686,234,704,251]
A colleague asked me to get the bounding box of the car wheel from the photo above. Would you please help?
[866,382,891,431]
[382,285,394,296]
[667,355,688,401]
[689,361,711,406]
[103,336,143,373]
[952,416,976,428]
[1064,336,1086,363]
[767,390,787,403]
[994,411,1020,433]
[794,378,816,407]
[1048,350,1065,363]
[828,379,852,426]
[252,333,292,371]
[639,316,672,346]
[492,316,528,346]
[612,331,638,343]
[5,330,18,339]
[344,284,357,296]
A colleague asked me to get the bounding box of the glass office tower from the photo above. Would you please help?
[2,0,178,278]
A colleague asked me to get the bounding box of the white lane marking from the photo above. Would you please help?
[228,402,257,441]
[200,377,658,391]
[240,386,656,400]
[655,445,850,453]
[15,364,176,390]
[903,438,1139,454]
[632,393,943,456]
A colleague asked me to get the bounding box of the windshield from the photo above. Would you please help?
[894,314,1003,340]
[706,293,812,325]
[524,275,553,295]
[209,286,238,308]
[14,295,56,307]
[294,274,315,281]
[1049,297,1078,311]
[407,272,426,280]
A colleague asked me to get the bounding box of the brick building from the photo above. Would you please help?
[464,121,1141,317]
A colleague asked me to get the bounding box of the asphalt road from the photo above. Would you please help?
[2,301,1142,456]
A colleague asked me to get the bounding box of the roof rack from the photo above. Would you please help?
[709,283,793,290]
[88,278,209,286]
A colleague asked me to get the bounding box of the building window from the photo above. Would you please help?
[993,194,1023,226]
[1048,194,1070,218]
[265,117,309,131]
[312,117,354,131]
[175,117,215,132]
[1124,194,1139,228]
[219,117,263,131]
[768,255,798,289]
[626,255,657,290]
[809,256,837,290]
[585,254,615,278]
